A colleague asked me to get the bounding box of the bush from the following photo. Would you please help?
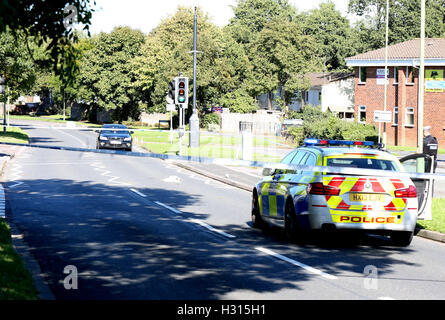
[201,113,220,129]
[285,105,378,145]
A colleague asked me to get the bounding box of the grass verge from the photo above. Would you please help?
[0,127,29,144]
[0,219,39,300]
[417,198,445,234]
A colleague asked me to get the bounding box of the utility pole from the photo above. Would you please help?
[189,6,200,148]
[382,0,390,147]
[417,0,425,154]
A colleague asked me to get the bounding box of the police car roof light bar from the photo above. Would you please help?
[304,138,378,148]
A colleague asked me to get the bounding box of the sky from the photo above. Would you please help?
[88,0,352,35]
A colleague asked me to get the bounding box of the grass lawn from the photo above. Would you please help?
[0,127,29,144]
[0,219,39,300]
[387,145,445,155]
[134,130,283,162]
[417,198,445,234]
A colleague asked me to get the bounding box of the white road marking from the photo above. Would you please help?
[152,200,236,239]
[162,175,181,183]
[130,188,147,198]
[189,218,236,239]
[55,127,88,148]
[154,200,181,214]
[255,247,338,280]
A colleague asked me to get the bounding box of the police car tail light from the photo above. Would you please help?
[308,182,340,196]
[394,185,417,198]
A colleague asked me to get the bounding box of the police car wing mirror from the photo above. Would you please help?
[262,167,274,176]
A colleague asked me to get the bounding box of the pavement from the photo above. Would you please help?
[0,147,56,300]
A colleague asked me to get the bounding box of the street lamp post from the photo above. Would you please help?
[189,7,200,148]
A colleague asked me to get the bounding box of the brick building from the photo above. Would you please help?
[345,38,445,148]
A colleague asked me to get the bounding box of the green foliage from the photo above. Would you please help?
[0,0,95,84]
[0,30,37,101]
[349,0,445,51]
[78,27,145,122]
[201,113,221,129]
[286,105,378,145]
[303,2,358,70]
[220,88,257,113]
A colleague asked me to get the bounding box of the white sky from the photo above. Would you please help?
[88,0,352,35]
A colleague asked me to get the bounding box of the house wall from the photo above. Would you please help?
[353,66,445,148]
[321,77,355,113]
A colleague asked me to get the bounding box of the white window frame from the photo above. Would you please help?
[406,66,415,85]
[359,67,366,84]
[405,107,415,127]
[393,106,398,126]
[359,105,366,123]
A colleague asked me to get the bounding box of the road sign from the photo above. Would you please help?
[374,110,392,123]
[166,104,175,112]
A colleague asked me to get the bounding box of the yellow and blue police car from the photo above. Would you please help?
[251,139,419,246]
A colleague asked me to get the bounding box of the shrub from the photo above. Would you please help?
[201,113,220,129]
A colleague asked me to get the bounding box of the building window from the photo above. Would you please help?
[405,107,415,126]
[394,67,399,84]
[359,67,366,83]
[406,66,415,84]
[359,105,366,122]
[393,107,398,126]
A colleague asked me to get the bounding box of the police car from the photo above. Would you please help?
[251,139,423,246]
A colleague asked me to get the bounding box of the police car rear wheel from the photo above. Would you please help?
[285,201,299,242]
[251,193,264,229]
[390,231,413,246]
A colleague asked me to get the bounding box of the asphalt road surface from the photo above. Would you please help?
[2,120,445,300]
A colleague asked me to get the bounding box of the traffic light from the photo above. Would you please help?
[175,77,188,106]
[167,80,175,103]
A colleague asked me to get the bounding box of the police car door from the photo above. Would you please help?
[399,154,433,220]
[263,150,305,226]
[260,150,297,224]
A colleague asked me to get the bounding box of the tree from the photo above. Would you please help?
[132,7,256,115]
[303,2,358,70]
[248,18,322,109]
[0,29,37,102]
[78,27,145,122]
[349,0,445,50]
[0,0,95,83]
[227,0,297,44]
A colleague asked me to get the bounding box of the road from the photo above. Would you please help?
[2,120,445,300]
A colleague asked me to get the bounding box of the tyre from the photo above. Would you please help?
[284,200,300,242]
[251,192,264,229]
[390,231,413,247]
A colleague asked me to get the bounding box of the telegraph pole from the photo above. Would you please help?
[383,0,390,147]
[417,0,425,154]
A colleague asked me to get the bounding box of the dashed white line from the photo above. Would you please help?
[130,188,147,198]
[255,246,338,280]
[154,200,181,214]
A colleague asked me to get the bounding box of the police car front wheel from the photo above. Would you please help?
[251,192,264,229]
[285,201,300,242]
